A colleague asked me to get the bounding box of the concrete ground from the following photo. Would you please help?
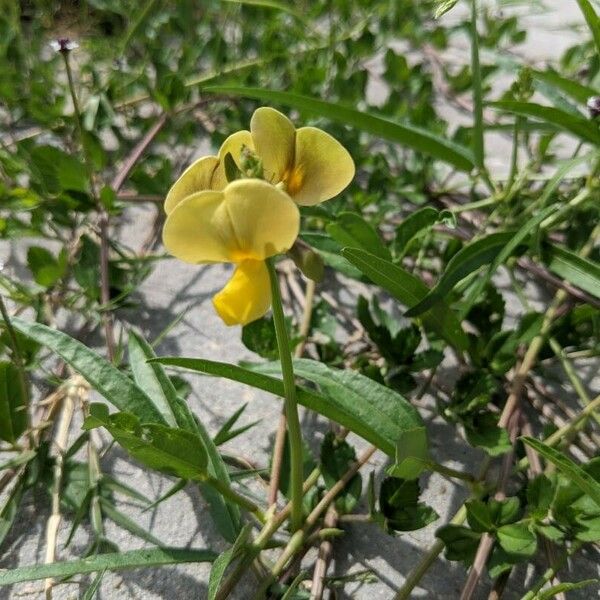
[2,2,599,598]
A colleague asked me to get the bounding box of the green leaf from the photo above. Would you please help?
[0,361,28,443]
[83,404,208,480]
[320,432,361,514]
[434,0,459,18]
[393,207,439,258]
[0,450,36,472]
[11,319,165,424]
[126,331,241,542]
[388,427,430,480]
[521,437,600,509]
[489,497,521,527]
[545,244,600,300]
[436,524,481,563]
[465,499,493,533]
[527,474,555,519]
[81,569,105,600]
[576,0,600,56]
[0,547,217,586]
[213,403,259,446]
[99,498,163,546]
[208,524,252,600]
[405,232,517,317]
[537,579,599,600]
[327,212,390,261]
[489,101,600,145]
[469,0,484,169]
[241,316,283,360]
[462,206,556,316]
[496,522,537,557]
[301,232,363,279]
[29,145,88,194]
[464,412,512,457]
[0,468,27,549]
[153,357,423,457]
[379,477,438,532]
[203,87,475,171]
[532,69,599,105]
[342,248,469,351]
[26,246,67,288]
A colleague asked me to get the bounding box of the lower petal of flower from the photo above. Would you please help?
[212,260,271,326]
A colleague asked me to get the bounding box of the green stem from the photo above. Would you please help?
[205,476,265,523]
[428,461,475,484]
[266,258,304,532]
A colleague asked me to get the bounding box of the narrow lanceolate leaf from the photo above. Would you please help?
[0,547,217,586]
[576,0,600,56]
[532,69,599,106]
[83,404,208,480]
[537,579,599,600]
[489,101,600,145]
[153,358,423,457]
[257,358,427,462]
[342,248,469,351]
[462,207,556,315]
[11,319,165,424]
[393,206,440,258]
[0,362,28,443]
[405,231,517,317]
[127,330,241,542]
[545,245,600,300]
[0,468,27,549]
[521,437,600,509]
[327,212,391,261]
[202,86,475,171]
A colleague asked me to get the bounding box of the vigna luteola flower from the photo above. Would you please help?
[162,107,354,325]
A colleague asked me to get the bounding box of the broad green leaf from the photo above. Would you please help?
[537,579,599,600]
[379,477,438,532]
[11,319,165,424]
[521,437,600,509]
[342,248,469,351]
[0,547,217,586]
[301,232,364,279]
[532,69,599,105]
[388,428,430,480]
[0,361,27,443]
[545,244,600,300]
[576,0,600,56]
[327,212,390,261]
[437,524,481,562]
[127,331,242,542]
[406,232,517,317]
[393,206,440,258]
[26,246,67,288]
[84,404,208,480]
[208,524,252,600]
[496,522,537,557]
[489,101,600,145]
[153,357,422,457]
[203,86,475,171]
[465,499,494,533]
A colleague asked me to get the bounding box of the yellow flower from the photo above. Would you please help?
[164,107,355,214]
[162,179,299,326]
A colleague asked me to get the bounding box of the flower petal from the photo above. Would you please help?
[164,156,219,215]
[211,130,254,190]
[289,126,355,206]
[213,260,271,326]
[162,190,235,263]
[250,107,296,185]
[223,179,300,261]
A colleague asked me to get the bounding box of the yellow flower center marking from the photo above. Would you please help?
[283,166,304,197]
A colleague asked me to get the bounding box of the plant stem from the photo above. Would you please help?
[268,277,316,507]
[266,258,304,532]
[205,476,265,523]
[60,48,115,360]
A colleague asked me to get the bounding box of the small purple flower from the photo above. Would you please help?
[50,38,79,53]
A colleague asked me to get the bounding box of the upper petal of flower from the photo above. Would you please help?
[164,156,219,215]
[212,259,271,326]
[223,179,300,261]
[250,107,296,185]
[162,190,235,264]
[289,126,355,206]
[211,130,254,190]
